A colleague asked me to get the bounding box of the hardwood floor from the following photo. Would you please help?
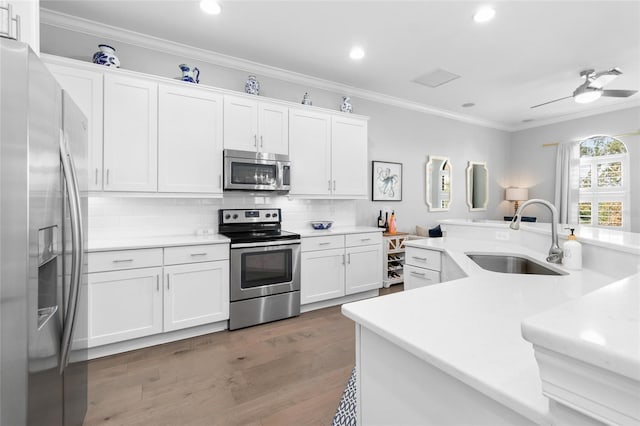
[84,285,402,426]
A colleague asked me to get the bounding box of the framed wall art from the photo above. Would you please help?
[372,161,402,201]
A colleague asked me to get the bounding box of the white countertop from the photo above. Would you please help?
[521,272,640,381]
[439,218,640,255]
[89,234,230,252]
[342,236,617,424]
[290,225,383,238]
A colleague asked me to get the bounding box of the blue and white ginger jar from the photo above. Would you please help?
[245,75,260,95]
[341,96,353,113]
[92,44,120,68]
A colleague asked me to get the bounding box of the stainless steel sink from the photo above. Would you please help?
[466,253,566,276]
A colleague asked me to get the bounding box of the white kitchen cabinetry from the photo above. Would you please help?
[158,83,224,193]
[301,232,382,304]
[331,115,368,196]
[86,266,163,347]
[163,245,229,331]
[103,73,158,192]
[404,246,442,290]
[301,248,346,304]
[289,108,332,196]
[223,95,289,155]
[84,244,229,349]
[47,63,104,191]
[84,249,164,347]
[289,108,368,198]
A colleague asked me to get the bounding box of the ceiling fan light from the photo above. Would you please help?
[574,89,602,104]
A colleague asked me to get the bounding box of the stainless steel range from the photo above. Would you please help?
[219,208,301,330]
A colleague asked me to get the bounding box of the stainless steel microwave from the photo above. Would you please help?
[223,149,291,192]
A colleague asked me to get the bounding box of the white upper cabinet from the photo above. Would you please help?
[223,95,289,155]
[290,109,368,198]
[103,73,158,192]
[158,83,223,194]
[289,108,332,196]
[258,102,289,154]
[47,63,104,191]
[331,115,368,197]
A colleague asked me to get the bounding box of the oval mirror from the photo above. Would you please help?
[425,156,451,211]
[466,161,488,211]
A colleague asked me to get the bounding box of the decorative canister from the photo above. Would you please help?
[341,96,353,113]
[92,44,120,68]
[244,75,260,95]
[301,92,312,106]
[178,64,200,84]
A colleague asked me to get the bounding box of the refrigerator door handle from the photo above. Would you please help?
[59,130,84,374]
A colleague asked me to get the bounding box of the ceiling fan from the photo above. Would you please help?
[531,68,638,109]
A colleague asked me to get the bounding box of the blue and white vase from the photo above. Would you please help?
[92,44,120,68]
[301,92,312,106]
[340,96,353,113]
[179,64,200,84]
[245,75,260,95]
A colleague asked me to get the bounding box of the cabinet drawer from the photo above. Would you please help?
[302,235,345,252]
[164,244,229,265]
[404,265,440,290]
[345,232,382,248]
[405,247,441,271]
[88,248,163,273]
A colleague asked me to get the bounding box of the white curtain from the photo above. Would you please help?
[554,141,580,225]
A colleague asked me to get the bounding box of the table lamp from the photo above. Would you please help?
[505,187,529,215]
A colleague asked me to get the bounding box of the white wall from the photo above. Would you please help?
[509,107,640,231]
[41,23,512,237]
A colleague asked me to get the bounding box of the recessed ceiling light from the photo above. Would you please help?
[200,0,222,15]
[473,6,495,23]
[349,46,365,60]
[461,102,475,108]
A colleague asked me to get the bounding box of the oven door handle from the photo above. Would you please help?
[231,239,301,249]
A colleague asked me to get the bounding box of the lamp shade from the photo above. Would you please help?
[505,187,528,201]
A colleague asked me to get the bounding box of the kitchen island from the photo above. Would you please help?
[341,224,639,425]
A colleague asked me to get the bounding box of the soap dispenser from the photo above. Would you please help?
[562,228,582,270]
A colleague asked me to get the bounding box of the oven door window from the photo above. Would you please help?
[241,249,292,289]
[231,162,277,186]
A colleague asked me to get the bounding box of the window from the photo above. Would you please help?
[578,135,629,230]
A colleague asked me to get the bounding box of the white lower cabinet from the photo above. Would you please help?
[85,244,229,349]
[404,246,442,290]
[345,244,382,295]
[301,232,382,305]
[163,260,229,332]
[86,267,163,347]
[301,248,346,304]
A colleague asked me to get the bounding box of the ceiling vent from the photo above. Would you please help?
[413,68,461,88]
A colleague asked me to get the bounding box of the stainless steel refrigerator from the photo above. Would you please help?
[1,38,88,425]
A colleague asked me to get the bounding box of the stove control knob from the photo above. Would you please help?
[232,214,238,219]
[265,213,271,218]
[272,212,278,218]
[225,214,231,220]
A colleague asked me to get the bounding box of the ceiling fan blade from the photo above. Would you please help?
[530,96,573,109]
[589,68,622,89]
[601,89,638,98]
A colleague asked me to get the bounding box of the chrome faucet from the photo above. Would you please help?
[509,199,563,264]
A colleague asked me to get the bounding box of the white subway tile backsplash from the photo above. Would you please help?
[88,196,357,239]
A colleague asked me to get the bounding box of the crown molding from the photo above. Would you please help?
[511,99,640,132]
[40,8,512,132]
[41,8,639,134]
